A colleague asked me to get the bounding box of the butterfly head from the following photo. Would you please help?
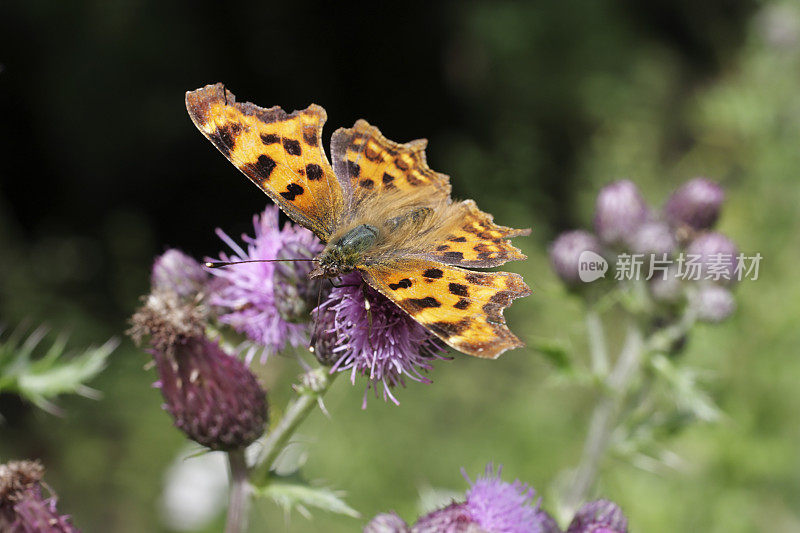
[309,224,379,279]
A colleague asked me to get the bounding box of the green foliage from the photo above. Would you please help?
[254,472,360,520]
[0,324,116,416]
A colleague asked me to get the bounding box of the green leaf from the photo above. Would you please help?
[254,475,360,519]
[0,324,117,415]
[529,337,572,371]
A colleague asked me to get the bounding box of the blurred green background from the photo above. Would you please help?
[2,1,799,531]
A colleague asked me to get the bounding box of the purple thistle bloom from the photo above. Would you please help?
[461,464,544,533]
[153,336,268,450]
[549,231,604,285]
[664,177,725,231]
[411,502,474,533]
[317,272,447,407]
[627,221,676,256]
[689,284,736,323]
[686,232,738,283]
[364,512,411,533]
[0,460,79,532]
[593,180,650,246]
[566,500,628,533]
[209,206,323,362]
[152,249,210,300]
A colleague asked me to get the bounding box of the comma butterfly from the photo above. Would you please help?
[185,83,531,358]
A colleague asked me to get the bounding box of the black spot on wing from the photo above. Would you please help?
[260,133,279,145]
[388,278,413,290]
[442,251,464,262]
[359,179,374,190]
[279,183,304,201]
[242,154,276,183]
[401,296,441,312]
[382,173,395,185]
[451,236,467,242]
[448,283,469,297]
[347,160,361,177]
[454,298,470,310]
[303,127,318,146]
[423,268,443,279]
[283,138,302,156]
[306,163,324,181]
[209,123,241,157]
[430,318,471,337]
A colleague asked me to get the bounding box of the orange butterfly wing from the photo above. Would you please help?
[330,119,451,207]
[185,83,343,240]
[360,259,531,359]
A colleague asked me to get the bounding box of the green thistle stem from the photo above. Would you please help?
[225,449,250,533]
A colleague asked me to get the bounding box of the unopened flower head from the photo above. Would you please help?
[686,231,738,283]
[664,178,724,231]
[628,221,676,256]
[153,336,268,450]
[209,206,323,361]
[317,273,447,407]
[0,460,78,533]
[593,180,649,246]
[690,284,736,323]
[566,499,628,533]
[152,249,210,300]
[549,230,604,285]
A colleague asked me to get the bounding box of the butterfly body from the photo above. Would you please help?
[186,83,531,359]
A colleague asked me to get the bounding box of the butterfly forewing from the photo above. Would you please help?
[186,83,343,241]
[330,119,451,208]
[360,259,531,359]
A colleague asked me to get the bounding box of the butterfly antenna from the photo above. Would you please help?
[205,258,318,268]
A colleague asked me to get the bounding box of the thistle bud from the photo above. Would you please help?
[152,249,209,300]
[686,232,738,283]
[549,231,604,285]
[664,178,724,231]
[566,499,628,533]
[0,460,78,532]
[689,284,736,323]
[593,180,649,246]
[154,337,268,450]
[628,221,676,256]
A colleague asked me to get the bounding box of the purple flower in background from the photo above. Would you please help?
[0,460,78,532]
[686,232,738,283]
[664,177,725,231]
[152,249,210,300]
[628,221,676,256]
[593,180,649,246]
[209,206,323,361]
[411,502,474,533]
[566,499,628,533]
[317,273,447,407]
[153,336,268,450]
[689,284,736,323]
[549,231,604,285]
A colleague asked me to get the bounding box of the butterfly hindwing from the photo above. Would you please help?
[360,259,531,359]
[331,119,451,207]
[186,83,343,240]
[418,200,530,268]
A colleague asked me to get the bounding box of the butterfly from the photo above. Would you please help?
[185,83,531,358]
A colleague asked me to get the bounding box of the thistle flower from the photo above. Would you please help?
[460,464,546,533]
[549,231,604,285]
[593,180,649,246]
[664,178,724,231]
[317,273,447,406]
[566,499,628,533]
[153,336,268,450]
[628,221,676,256]
[686,232,738,283]
[689,284,736,323]
[364,512,411,533]
[208,206,323,361]
[0,460,78,532]
[152,249,210,300]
